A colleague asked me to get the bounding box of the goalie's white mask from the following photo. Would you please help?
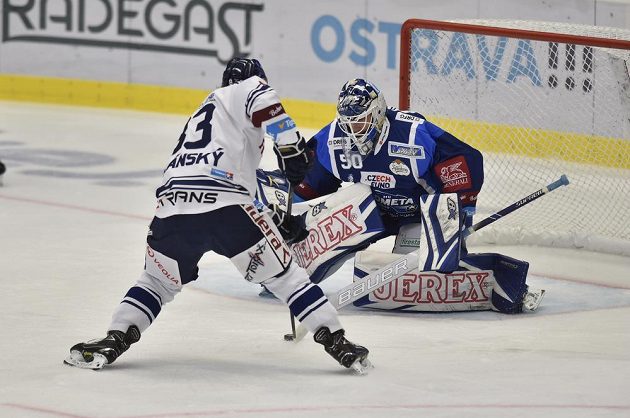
[336,79,387,158]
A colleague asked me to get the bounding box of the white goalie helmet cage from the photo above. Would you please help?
[336,78,387,157]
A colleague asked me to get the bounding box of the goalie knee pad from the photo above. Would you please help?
[460,253,529,314]
[290,182,385,283]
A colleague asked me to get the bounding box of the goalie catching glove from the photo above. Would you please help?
[268,203,309,244]
[273,133,312,186]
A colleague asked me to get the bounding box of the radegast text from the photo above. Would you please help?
[2,0,264,63]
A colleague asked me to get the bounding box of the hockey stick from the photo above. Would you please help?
[283,183,298,342]
[289,174,570,342]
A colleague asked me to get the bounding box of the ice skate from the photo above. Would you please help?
[64,326,140,370]
[523,287,546,311]
[314,327,372,375]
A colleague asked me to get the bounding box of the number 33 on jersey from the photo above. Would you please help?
[155,76,299,218]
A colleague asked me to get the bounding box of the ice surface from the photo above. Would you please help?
[0,102,629,418]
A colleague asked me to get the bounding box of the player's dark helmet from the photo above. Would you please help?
[336,78,387,157]
[221,57,267,87]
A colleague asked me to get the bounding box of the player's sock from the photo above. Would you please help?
[64,326,140,369]
[263,263,342,333]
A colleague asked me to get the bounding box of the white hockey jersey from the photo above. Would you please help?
[155,76,298,218]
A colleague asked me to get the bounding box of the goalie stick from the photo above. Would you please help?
[287,174,570,342]
[462,174,570,238]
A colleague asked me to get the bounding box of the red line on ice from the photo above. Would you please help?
[121,403,630,417]
[0,194,151,221]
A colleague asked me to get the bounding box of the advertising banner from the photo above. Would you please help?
[2,0,627,107]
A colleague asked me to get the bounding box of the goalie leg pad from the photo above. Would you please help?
[460,253,530,314]
[418,193,462,272]
[256,169,387,283]
[351,250,494,312]
[289,183,385,283]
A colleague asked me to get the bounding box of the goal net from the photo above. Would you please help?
[399,19,630,256]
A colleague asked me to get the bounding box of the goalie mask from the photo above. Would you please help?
[221,57,267,87]
[336,79,386,157]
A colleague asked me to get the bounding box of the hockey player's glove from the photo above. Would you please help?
[268,203,309,245]
[273,133,312,187]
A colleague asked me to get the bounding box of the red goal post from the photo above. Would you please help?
[398,19,630,255]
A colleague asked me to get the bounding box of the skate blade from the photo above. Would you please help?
[64,351,107,370]
[350,358,373,375]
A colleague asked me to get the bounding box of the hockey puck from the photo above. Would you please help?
[283,333,295,341]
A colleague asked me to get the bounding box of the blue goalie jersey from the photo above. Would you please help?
[295,108,484,230]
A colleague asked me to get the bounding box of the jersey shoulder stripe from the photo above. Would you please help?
[245,83,273,118]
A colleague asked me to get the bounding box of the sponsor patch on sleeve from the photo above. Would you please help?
[210,167,234,181]
[252,103,286,128]
[434,156,471,192]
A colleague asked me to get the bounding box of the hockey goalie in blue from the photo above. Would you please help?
[257,79,545,314]
[296,78,483,227]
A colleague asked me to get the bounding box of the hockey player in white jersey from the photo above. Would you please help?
[64,58,371,373]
